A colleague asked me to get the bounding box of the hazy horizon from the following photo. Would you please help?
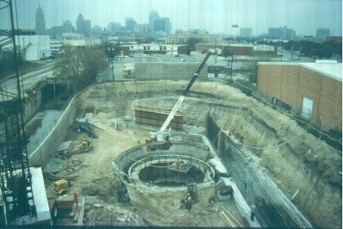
[0,0,342,36]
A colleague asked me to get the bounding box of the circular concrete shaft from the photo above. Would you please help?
[128,154,215,186]
[113,142,217,209]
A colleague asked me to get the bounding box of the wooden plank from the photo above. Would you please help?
[220,211,233,227]
[73,212,80,223]
[69,203,77,217]
[76,197,85,226]
[223,208,243,227]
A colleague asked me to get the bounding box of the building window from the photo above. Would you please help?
[271,97,292,113]
[301,96,313,119]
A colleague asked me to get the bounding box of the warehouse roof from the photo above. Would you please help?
[258,61,342,82]
[301,61,342,81]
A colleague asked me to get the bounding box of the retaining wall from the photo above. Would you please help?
[135,62,208,80]
[23,81,45,123]
[206,115,312,228]
[28,96,76,166]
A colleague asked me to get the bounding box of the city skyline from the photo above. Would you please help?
[0,0,342,36]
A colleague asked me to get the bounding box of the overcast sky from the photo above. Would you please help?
[1,0,342,36]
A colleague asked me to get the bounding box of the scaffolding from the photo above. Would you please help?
[0,0,36,224]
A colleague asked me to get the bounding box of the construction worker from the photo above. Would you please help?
[250,204,257,221]
[187,185,193,197]
[186,192,192,211]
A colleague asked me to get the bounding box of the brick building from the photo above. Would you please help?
[164,34,218,44]
[223,44,254,56]
[257,61,342,131]
[195,44,253,56]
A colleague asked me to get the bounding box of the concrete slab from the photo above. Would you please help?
[208,158,229,175]
[31,167,51,223]
[58,141,72,152]
[89,120,108,131]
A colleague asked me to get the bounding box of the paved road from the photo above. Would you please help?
[1,62,54,100]
[2,57,133,100]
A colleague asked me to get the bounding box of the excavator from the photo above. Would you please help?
[146,49,216,142]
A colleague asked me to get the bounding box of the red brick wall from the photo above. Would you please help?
[257,63,342,131]
[279,65,300,107]
[257,64,269,94]
[195,44,223,52]
[297,67,322,120]
[229,46,253,56]
[316,75,342,130]
[177,46,190,55]
[266,64,283,98]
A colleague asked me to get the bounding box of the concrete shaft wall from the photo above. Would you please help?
[113,141,216,216]
[135,62,208,80]
[257,63,342,131]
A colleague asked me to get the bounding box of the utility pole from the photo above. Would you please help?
[230,52,234,83]
[110,44,115,81]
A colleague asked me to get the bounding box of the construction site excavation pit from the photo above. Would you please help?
[46,81,340,227]
[113,142,220,208]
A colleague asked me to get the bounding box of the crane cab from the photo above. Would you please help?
[146,130,172,143]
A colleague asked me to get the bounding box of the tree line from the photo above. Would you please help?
[282,40,341,59]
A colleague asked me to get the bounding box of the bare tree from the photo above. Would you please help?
[53,45,108,92]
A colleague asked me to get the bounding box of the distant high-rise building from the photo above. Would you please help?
[125,17,136,32]
[149,10,160,31]
[134,23,149,33]
[108,22,123,33]
[62,20,75,33]
[49,26,63,39]
[35,5,46,35]
[84,20,91,33]
[240,27,253,38]
[154,17,171,34]
[91,25,102,34]
[76,13,91,36]
[268,26,296,40]
[316,28,330,40]
[76,13,84,33]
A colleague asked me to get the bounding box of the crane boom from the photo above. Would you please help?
[182,49,215,97]
[159,49,216,134]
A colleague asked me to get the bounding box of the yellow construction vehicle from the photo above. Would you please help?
[52,179,69,195]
